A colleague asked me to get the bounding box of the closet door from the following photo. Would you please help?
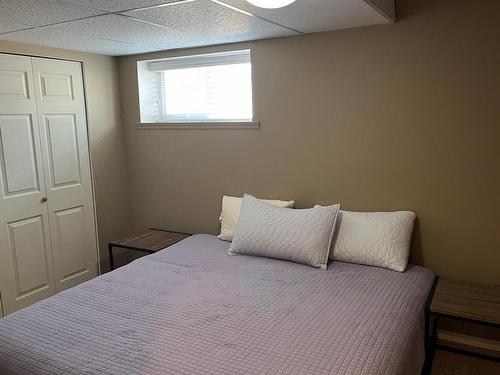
[0,54,56,314]
[32,58,98,292]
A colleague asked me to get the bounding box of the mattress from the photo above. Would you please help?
[0,234,434,375]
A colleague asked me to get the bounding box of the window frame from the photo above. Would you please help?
[136,49,259,130]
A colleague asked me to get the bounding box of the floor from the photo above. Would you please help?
[432,349,500,374]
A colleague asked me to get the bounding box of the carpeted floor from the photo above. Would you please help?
[431,349,500,374]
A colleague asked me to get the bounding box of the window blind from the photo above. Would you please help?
[148,50,251,71]
[137,49,253,123]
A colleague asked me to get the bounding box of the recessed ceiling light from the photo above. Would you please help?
[246,0,297,9]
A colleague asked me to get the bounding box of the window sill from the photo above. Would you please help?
[136,121,260,130]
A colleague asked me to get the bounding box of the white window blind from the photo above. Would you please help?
[137,50,253,124]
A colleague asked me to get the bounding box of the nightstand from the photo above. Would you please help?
[428,277,500,361]
[108,228,191,270]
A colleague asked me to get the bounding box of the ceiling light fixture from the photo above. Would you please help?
[246,0,296,9]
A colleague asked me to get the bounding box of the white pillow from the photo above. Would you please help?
[331,210,416,272]
[218,195,295,241]
[229,194,340,270]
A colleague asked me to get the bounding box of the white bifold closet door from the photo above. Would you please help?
[0,54,98,315]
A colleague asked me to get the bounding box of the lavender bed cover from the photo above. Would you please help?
[0,234,434,375]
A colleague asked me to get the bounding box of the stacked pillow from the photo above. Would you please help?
[219,194,416,272]
[218,195,295,241]
[228,194,339,270]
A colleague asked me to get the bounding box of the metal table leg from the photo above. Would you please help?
[108,244,114,271]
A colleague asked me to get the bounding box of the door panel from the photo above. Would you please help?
[32,58,98,292]
[0,115,40,195]
[53,206,89,286]
[0,54,55,315]
[39,73,74,100]
[0,69,29,99]
[44,114,81,187]
[7,216,51,298]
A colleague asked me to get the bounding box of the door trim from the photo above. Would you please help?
[79,61,101,275]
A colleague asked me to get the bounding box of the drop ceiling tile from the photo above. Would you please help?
[45,14,187,48]
[1,0,393,56]
[0,0,104,27]
[62,0,182,12]
[0,28,157,56]
[123,0,297,47]
[0,21,32,34]
[219,0,390,33]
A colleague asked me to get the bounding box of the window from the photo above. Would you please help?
[137,50,254,125]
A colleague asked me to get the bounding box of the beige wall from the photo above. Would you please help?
[0,40,132,272]
[117,0,500,284]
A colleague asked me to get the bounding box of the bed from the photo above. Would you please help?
[0,234,434,375]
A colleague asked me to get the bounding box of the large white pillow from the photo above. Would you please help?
[229,194,340,270]
[218,195,295,241]
[331,210,416,272]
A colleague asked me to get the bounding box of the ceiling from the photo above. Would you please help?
[0,0,395,56]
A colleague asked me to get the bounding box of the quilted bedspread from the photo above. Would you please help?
[0,234,434,375]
